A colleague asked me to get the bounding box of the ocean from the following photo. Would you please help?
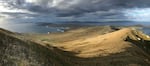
[0,21,150,35]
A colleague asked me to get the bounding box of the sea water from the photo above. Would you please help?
[0,21,150,35]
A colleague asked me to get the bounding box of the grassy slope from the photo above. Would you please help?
[0,28,72,66]
[0,27,150,66]
[23,26,115,46]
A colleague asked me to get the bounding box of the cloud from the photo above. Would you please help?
[1,0,150,22]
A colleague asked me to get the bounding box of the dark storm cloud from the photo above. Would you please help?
[1,0,150,21]
[27,0,150,17]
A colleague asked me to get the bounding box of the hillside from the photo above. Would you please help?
[59,28,150,57]
[0,28,70,66]
[0,27,150,66]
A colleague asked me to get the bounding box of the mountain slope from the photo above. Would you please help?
[59,28,150,57]
[55,28,150,66]
[0,27,150,66]
[0,28,69,66]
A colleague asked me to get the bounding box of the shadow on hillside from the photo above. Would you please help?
[0,31,150,66]
[126,36,150,54]
[54,46,150,66]
[0,31,76,66]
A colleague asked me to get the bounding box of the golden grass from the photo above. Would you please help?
[1,27,150,66]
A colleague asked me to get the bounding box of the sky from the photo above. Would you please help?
[1,0,150,22]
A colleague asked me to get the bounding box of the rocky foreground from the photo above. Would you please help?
[0,26,150,66]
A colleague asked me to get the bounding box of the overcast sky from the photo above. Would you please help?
[0,0,150,22]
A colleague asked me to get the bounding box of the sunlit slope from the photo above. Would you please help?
[0,27,150,66]
[60,28,150,58]
[24,26,115,45]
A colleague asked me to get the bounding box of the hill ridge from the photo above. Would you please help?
[59,28,150,58]
[0,27,150,66]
